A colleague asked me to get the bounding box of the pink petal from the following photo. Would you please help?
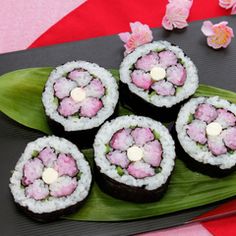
[54,77,77,99]
[50,176,77,197]
[166,64,187,86]
[223,127,236,150]
[215,108,236,128]
[85,79,105,98]
[162,15,174,30]
[68,70,92,87]
[118,32,130,43]
[194,103,218,123]
[143,140,162,167]
[38,147,57,167]
[58,97,80,117]
[219,0,236,9]
[80,97,103,118]
[131,70,152,90]
[135,52,159,72]
[186,120,207,144]
[107,150,130,168]
[231,3,236,14]
[201,21,214,36]
[208,135,227,155]
[159,50,178,68]
[151,80,175,96]
[22,159,44,186]
[110,128,134,151]
[131,128,154,146]
[127,161,155,179]
[25,179,49,200]
[54,153,78,177]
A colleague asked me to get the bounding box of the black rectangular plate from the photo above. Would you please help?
[1,16,236,236]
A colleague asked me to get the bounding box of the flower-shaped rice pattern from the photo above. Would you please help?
[130,50,186,96]
[54,69,105,118]
[186,103,236,156]
[21,147,79,200]
[107,127,163,179]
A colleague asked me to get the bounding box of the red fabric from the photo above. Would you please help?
[28,0,236,235]
[29,0,228,49]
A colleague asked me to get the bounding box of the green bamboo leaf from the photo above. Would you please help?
[1,67,236,222]
[0,67,53,134]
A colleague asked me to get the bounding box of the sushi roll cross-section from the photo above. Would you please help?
[9,136,92,221]
[94,115,176,203]
[176,96,236,177]
[119,41,199,121]
[42,61,119,147]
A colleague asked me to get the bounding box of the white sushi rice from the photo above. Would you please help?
[94,115,176,191]
[42,61,119,131]
[176,96,236,169]
[119,41,199,108]
[9,136,92,214]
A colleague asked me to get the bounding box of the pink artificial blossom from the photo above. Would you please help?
[201,21,234,49]
[118,21,153,55]
[162,0,193,30]
[219,0,236,14]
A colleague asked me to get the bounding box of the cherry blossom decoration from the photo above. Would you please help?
[219,0,236,15]
[162,0,193,30]
[201,21,234,49]
[118,21,153,55]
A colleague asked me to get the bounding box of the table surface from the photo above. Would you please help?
[0,15,236,236]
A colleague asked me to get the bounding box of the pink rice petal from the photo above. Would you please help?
[25,179,49,200]
[54,153,78,177]
[215,109,236,128]
[194,103,218,123]
[110,128,134,151]
[127,161,155,179]
[50,176,77,197]
[135,52,159,72]
[201,21,214,36]
[166,64,187,86]
[208,135,227,156]
[223,127,236,150]
[22,158,44,186]
[107,150,130,168]
[54,77,77,99]
[131,128,154,146]
[58,97,80,117]
[38,147,57,167]
[151,80,175,96]
[118,32,131,43]
[80,97,103,118]
[159,50,178,68]
[85,78,105,98]
[143,140,162,167]
[68,70,92,87]
[186,120,207,144]
[131,70,152,90]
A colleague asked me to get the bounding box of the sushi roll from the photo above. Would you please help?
[175,96,236,177]
[94,115,175,203]
[119,41,199,121]
[42,61,119,147]
[9,136,92,221]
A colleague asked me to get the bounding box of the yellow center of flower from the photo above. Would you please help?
[209,26,232,47]
[206,122,222,137]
